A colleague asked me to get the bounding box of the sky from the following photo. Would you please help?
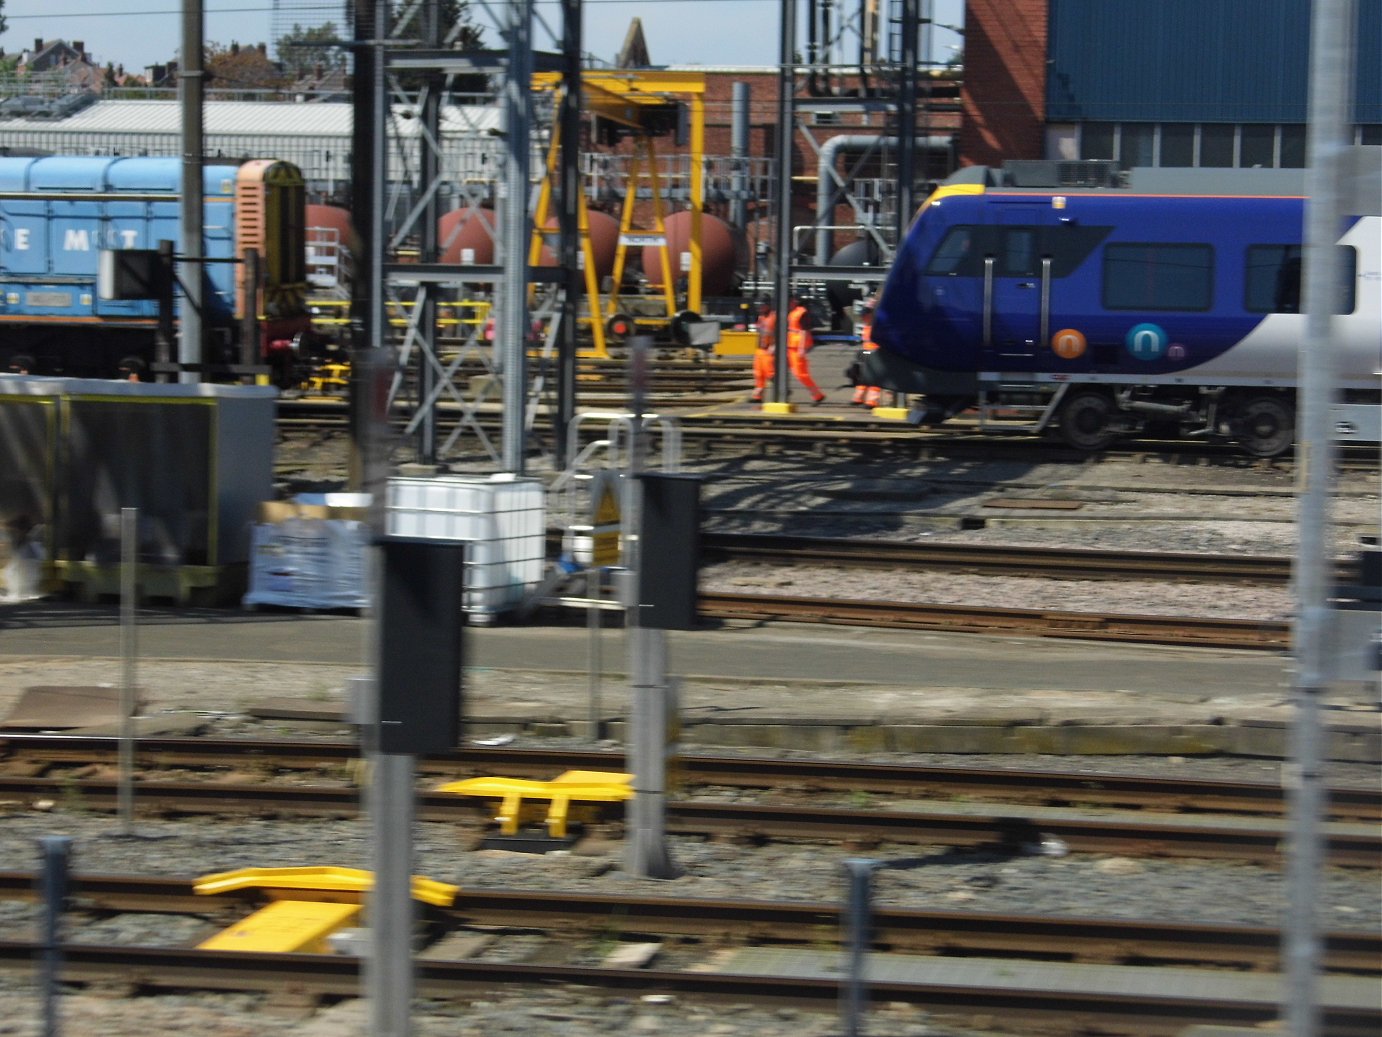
[0,0,964,75]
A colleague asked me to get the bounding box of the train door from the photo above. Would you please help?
[982,205,1051,371]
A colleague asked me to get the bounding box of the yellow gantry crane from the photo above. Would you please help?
[531,71,707,358]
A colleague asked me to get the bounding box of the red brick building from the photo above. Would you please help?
[958,0,1048,166]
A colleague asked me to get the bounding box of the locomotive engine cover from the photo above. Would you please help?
[0,157,238,326]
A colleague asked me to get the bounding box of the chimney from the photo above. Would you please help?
[73,41,85,58]
[34,38,44,52]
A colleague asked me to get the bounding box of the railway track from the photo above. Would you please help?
[549,533,1298,647]
[6,736,1377,823]
[695,591,1290,648]
[0,875,1376,1035]
[0,872,1377,976]
[1,939,1376,1035]
[4,740,1377,1032]
[702,533,1311,583]
[1,775,1375,867]
[274,395,1382,471]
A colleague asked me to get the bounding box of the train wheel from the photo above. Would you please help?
[1058,390,1118,451]
[1233,395,1294,457]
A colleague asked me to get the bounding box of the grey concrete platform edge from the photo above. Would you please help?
[241,682,1382,763]
[3,606,1378,762]
[464,711,1381,763]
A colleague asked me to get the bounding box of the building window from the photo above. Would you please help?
[1066,121,1369,170]
[1120,123,1155,169]
[1280,125,1307,167]
[1199,125,1236,167]
[1241,124,1276,168]
[1104,243,1214,311]
[1080,123,1115,161]
[1161,124,1195,167]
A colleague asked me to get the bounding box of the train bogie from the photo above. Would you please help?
[865,160,1382,456]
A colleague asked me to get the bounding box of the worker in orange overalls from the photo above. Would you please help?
[785,293,826,405]
[851,300,882,407]
[750,297,776,403]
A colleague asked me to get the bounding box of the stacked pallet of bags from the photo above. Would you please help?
[242,494,371,611]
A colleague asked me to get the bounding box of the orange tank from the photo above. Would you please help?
[535,209,619,280]
[306,204,361,255]
[640,210,738,296]
[438,206,497,265]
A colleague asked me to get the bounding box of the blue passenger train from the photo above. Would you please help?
[863,161,1381,456]
[0,156,315,381]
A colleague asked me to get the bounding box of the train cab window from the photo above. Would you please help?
[927,225,1110,280]
[925,226,978,275]
[1246,244,1357,314]
[1103,243,1213,311]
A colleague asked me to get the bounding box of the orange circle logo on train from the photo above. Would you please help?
[1050,328,1087,360]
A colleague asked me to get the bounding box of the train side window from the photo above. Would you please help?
[1102,243,1213,311]
[1245,244,1357,314]
[1247,245,1301,312]
[925,226,977,276]
[1044,226,1112,278]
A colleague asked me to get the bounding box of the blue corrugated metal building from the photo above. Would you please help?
[1044,0,1380,168]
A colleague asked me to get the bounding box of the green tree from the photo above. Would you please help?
[0,54,16,100]
[276,22,347,79]
[204,41,289,94]
[0,0,7,39]
[388,0,487,96]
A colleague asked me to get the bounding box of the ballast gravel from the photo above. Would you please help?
[1,450,1377,1036]
[0,802,1378,1037]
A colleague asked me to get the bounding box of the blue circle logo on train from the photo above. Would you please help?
[1124,323,1169,361]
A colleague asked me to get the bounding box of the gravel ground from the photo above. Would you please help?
[0,803,1377,1037]
[689,452,1379,620]
[0,446,1377,1037]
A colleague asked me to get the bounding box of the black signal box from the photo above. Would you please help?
[376,537,466,754]
[636,473,702,631]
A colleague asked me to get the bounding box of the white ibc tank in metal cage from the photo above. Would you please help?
[384,473,546,621]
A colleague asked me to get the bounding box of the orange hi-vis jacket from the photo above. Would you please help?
[787,305,813,352]
[852,314,882,406]
[752,310,777,401]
